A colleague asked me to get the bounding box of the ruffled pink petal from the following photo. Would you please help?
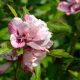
[8,22,17,34]
[24,14,38,22]
[10,34,25,48]
[24,14,29,21]
[27,42,46,50]
[42,41,53,49]
[0,62,11,75]
[76,0,80,3]
[16,22,29,36]
[23,51,38,67]
[70,3,80,14]
[8,17,22,34]
[32,49,47,59]
[24,15,50,41]
[10,17,22,27]
[21,49,37,72]
[34,27,51,41]
[24,14,53,50]
[26,26,39,41]
[69,0,80,3]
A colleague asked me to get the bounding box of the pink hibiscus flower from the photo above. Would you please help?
[57,0,80,15]
[8,14,53,72]
[8,14,52,51]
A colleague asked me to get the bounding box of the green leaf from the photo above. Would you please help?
[75,20,80,32]
[62,58,73,70]
[31,73,36,80]
[47,21,72,33]
[0,27,9,40]
[0,42,12,55]
[7,4,18,17]
[8,0,13,2]
[35,64,41,80]
[22,6,29,14]
[48,11,64,21]
[31,65,41,80]
[21,0,28,4]
[53,33,65,48]
[35,3,53,16]
[49,49,73,58]
[44,77,49,80]
[68,70,80,78]
[75,42,80,50]
[16,48,23,55]
[41,56,53,68]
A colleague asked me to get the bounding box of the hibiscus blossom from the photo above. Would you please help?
[8,14,53,72]
[8,14,52,51]
[57,0,80,15]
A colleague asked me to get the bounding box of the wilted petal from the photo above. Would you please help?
[22,48,47,72]
[5,49,18,61]
[0,62,11,75]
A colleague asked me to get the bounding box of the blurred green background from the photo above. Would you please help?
[0,0,80,80]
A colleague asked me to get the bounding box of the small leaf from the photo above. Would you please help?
[21,0,28,4]
[47,21,72,33]
[7,4,18,17]
[0,42,12,55]
[31,73,36,80]
[35,64,41,80]
[41,56,53,68]
[0,27,9,40]
[49,49,73,58]
[62,58,73,70]
[53,34,65,48]
[22,6,29,14]
[17,48,23,55]
[75,42,80,50]
[68,70,79,78]
[34,3,53,16]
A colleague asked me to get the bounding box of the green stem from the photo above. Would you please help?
[69,15,80,55]
[69,32,79,55]
[13,61,18,80]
